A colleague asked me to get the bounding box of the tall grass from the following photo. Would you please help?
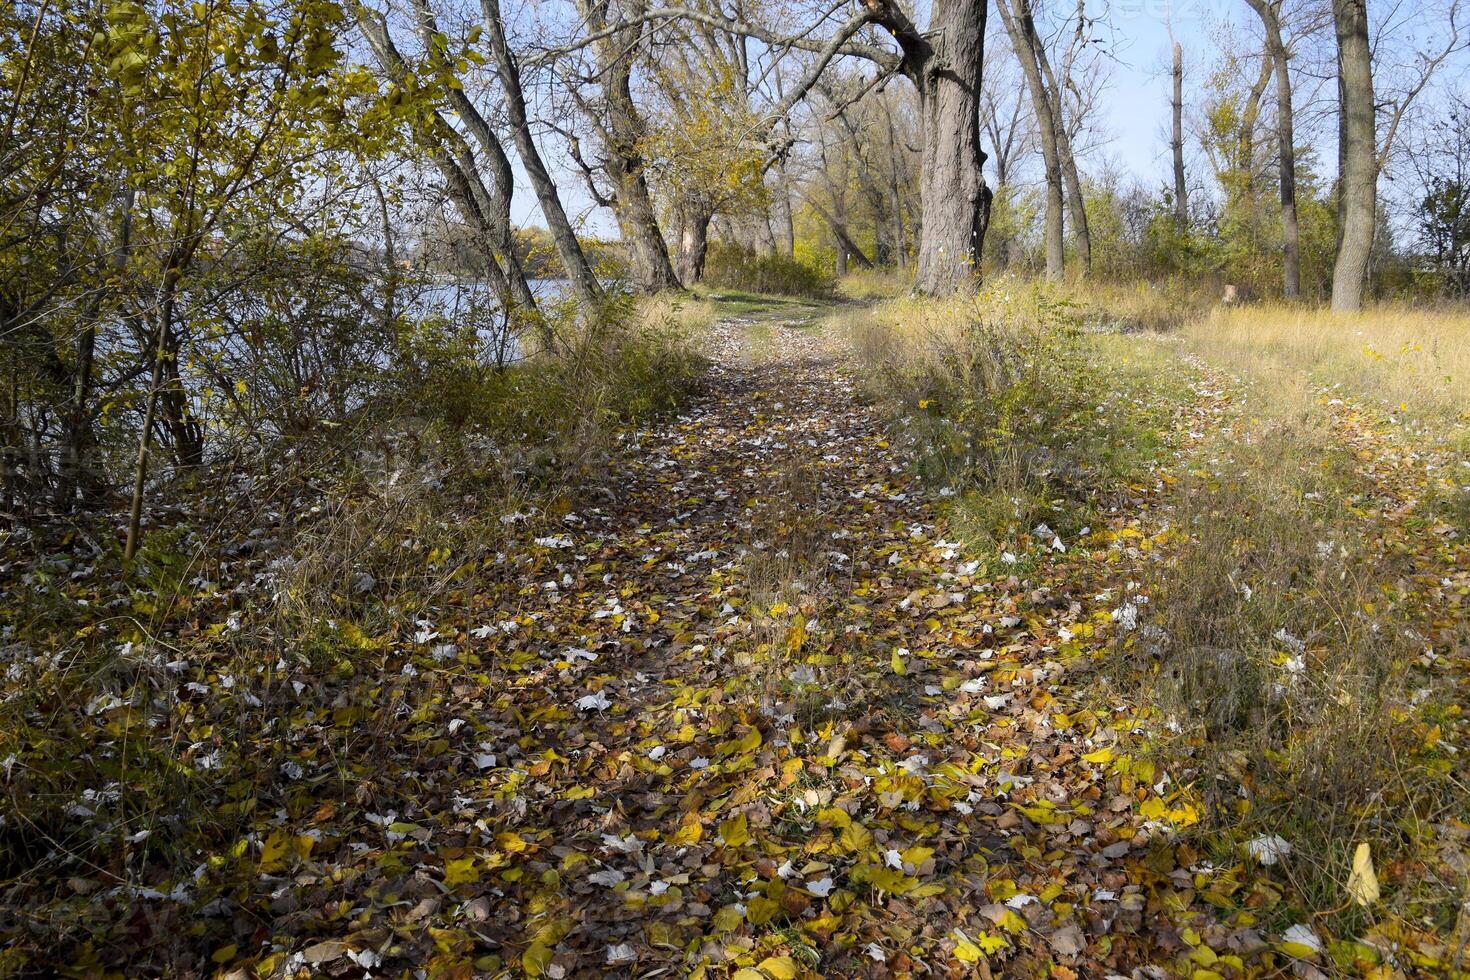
[1181,303,1470,428]
[839,285,1176,545]
[702,243,835,299]
[839,282,1470,949]
[1106,377,1464,933]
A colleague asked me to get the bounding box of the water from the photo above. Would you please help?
[411,278,567,365]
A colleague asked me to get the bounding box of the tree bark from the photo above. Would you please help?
[673,195,715,283]
[1171,40,1188,230]
[481,0,605,308]
[642,0,990,292]
[353,2,542,334]
[888,0,990,293]
[1331,0,1375,311]
[410,0,540,313]
[995,0,1063,279]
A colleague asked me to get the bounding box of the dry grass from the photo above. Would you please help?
[840,282,1469,938]
[1181,303,1470,430]
[838,287,1179,548]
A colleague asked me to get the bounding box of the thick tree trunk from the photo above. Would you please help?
[911,0,990,294]
[1246,0,1300,297]
[1171,40,1188,229]
[995,0,1062,279]
[572,0,681,293]
[481,0,604,309]
[673,197,715,283]
[604,68,682,292]
[1331,0,1375,311]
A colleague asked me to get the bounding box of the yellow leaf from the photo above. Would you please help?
[444,856,478,889]
[673,812,703,844]
[1347,842,1380,906]
[953,938,983,963]
[995,908,1026,934]
[719,813,750,848]
[745,895,780,925]
[712,905,744,932]
[1082,747,1114,764]
[522,942,553,977]
[890,649,907,675]
[259,831,290,873]
[732,971,766,980]
[839,821,873,853]
[211,944,238,964]
[758,955,799,979]
[735,726,762,754]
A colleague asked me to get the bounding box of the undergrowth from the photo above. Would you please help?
[840,283,1470,970]
[841,285,1174,548]
[0,296,707,973]
[703,243,835,299]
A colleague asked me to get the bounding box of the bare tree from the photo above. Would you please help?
[352,1,541,328]
[1031,0,1093,274]
[481,0,606,307]
[1171,35,1189,230]
[580,0,991,292]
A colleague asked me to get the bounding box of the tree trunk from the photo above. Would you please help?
[1171,40,1188,229]
[481,0,604,308]
[1247,0,1299,297]
[1029,5,1091,275]
[355,3,543,336]
[776,158,797,256]
[995,0,1062,279]
[572,0,682,293]
[910,0,990,293]
[673,196,715,283]
[1331,0,1375,311]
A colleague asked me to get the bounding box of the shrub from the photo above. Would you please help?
[702,242,835,298]
[843,287,1164,541]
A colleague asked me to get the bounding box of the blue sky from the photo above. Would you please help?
[505,0,1465,234]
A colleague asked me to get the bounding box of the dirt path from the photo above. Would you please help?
[266,312,1249,979]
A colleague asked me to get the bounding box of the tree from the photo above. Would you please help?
[1331,0,1375,311]
[480,0,606,305]
[1245,0,1301,297]
[1408,93,1470,295]
[605,0,991,293]
[994,0,1065,278]
[1170,36,1189,231]
[352,1,542,328]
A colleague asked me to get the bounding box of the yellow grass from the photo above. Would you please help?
[1180,304,1470,427]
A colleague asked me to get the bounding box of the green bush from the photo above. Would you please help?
[702,242,835,298]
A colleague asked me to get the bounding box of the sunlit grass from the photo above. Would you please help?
[1180,303,1470,429]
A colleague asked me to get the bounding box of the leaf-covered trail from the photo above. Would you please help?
[331,313,1226,979]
